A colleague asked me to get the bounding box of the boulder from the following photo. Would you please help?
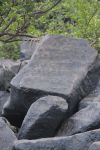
[2,34,100,127]
[0,117,17,150]
[92,80,100,94]
[57,102,100,136]
[0,91,10,116]
[18,96,68,140]
[89,141,100,150]
[13,129,100,150]
[0,58,29,91]
[78,93,99,110]
[20,36,38,61]
[0,67,5,90]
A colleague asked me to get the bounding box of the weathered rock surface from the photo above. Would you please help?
[0,67,5,90]
[0,117,17,150]
[57,102,100,136]
[92,80,100,94]
[2,34,100,127]
[20,36,38,60]
[18,96,68,140]
[0,58,29,90]
[13,129,100,150]
[78,93,99,110]
[0,91,10,116]
[89,141,100,150]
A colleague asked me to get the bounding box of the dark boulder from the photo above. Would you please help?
[2,34,100,127]
[18,96,68,140]
[0,117,17,150]
[0,91,10,116]
[0,67,5,90]
[57,102,100,136]
[13,129,100,150]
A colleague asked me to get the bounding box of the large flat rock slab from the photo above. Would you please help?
[18,96,68,140]
[0,117,17,150]
[57,102,100,136]
[2,34,100,127]
[13,129,100,150]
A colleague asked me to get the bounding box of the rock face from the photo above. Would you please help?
[18,96,68,140]
[0,91,10,116]
[0,58,29,91]
[2,34,100,127]
[13,129,100,150]
[0,67,5,90]
[89,141,100,150]
[0,117,17,150]
[57,102,100,136]
[78,93,99,110]
[20,36,38,61]
[92,80,100,94]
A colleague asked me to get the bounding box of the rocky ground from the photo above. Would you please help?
[0,34,100,150]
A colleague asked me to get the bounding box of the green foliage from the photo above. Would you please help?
[0,0,100,60]
[0,41,20,60]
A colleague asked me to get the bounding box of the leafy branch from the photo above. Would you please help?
[0,0,61,43]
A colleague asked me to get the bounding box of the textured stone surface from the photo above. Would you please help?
[18,96,68,140]
[78,93,99,110]
[92,80,100,94]
[0,67,5,90]
[13,129,100,150]
[0,117,17,150]
[0,91,10,116]
[57,102,100,136]
[20,36,38,60]
[2,34,100,127]
[89,141,100,150]
[0,58,29,90]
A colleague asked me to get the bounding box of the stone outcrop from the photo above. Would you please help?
[1,34,100,150]
[13,129,100,150]
[0,91,10,116]
[18,96,68,140]
[2,34,100,127]
[89,141,100,150]
[57,102,100,136]
[0,117,17,150]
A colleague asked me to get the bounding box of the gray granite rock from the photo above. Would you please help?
[18,96,68,140]
[2,34,100,127]
[57,102,100,136]
[0,117,17,150]
[0,67,5,90]
[78,93,99,110]
[20,36,38,61]
[88,141,100,150]
[0,58,29,91]
[0,91,10,116]
[92,80,100,94]
[13,129,100,150]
